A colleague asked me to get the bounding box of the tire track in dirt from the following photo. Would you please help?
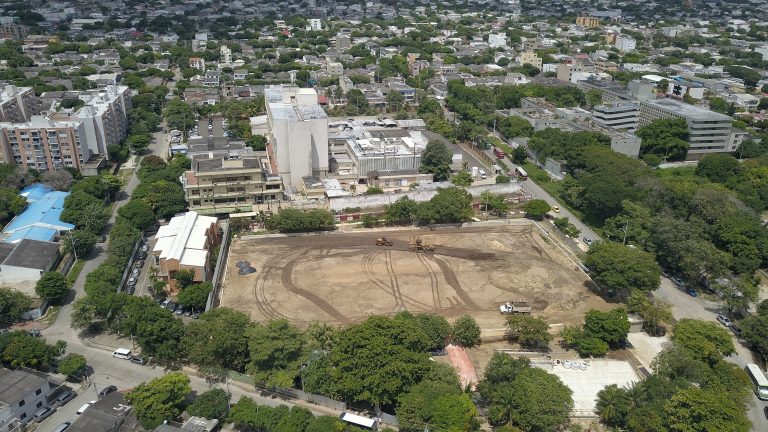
[361,250,434,309]
[427,255,481,310]
[253,268,288,321]
[417,253,442,309]
[385,251,405,308]
[282,258,352,325]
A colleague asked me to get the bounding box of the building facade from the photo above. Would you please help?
[0,116,89,172]
[0,86,40,124]
[592,102,640,131]
[265,85,329,189]
[519,51,543,69]
[575,16,600,27]
[0,368,61,431]
[182,150,284,214]
[639,99,737,159]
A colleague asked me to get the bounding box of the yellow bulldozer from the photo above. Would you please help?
[409,236,435,253]
[376,237,393,246]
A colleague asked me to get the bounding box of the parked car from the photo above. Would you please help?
[52,422,71,432]
[127,276,137,286]
[184,308,193,317]
[131,268,140,278]
[140,244,149,253]
[671,277,685,288]
[166,302,178,311]
[175,306,184,315]
[98,385,117,399]
[583,237,593,246]
[552,205,560,213]
[130,356,147,365]
[98,235,107,243]
[192,311,201,319]
[716,314,732,327]
[135,260,144,269]
[686,288,698,297]
[126,284,135,295]
[55,389,76,406]
[728,324,742,337]
[33,406,56,422]
[138,252,147,260]
[76,401,96,416]
[161,299,171,309]
[27,329,41,337]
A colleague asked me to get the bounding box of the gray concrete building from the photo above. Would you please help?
[592,102,640,132]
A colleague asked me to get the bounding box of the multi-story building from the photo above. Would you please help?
[307,18,322,31]
[220,45,232,67]
[639,99,737,160]
[576,16,600,28]
[557,58,596,83]
[614,35,637,52]
[152,211,220,291]
[182,150,283,214]
[592,102,640,132]
[0,116,89,172]
[189,57,205,71]
[0,86,40,123]
[488,33,508,48]
[0,368,62,431]
[519,51,543,69]
[0,23,28,40]
[265,85,329,189]
[335,34,351,49]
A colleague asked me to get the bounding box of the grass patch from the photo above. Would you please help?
[66,259,86,286]
[40,306,61,325]
[654,165,697,178]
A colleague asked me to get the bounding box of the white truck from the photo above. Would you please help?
[499,301,532,315]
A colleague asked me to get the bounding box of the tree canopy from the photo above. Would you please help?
[126,372,191,429]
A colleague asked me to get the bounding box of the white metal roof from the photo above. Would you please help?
[153,212,216,264]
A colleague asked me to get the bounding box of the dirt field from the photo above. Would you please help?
[220,224,610,328]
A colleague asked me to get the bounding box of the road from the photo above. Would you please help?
[654,279,768,431]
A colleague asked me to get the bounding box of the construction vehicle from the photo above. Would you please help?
[376,237,393,246]
[499,301,532,315]
[409,236,435,253]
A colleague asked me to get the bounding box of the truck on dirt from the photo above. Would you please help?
[409,236,435,253]
[499,301,532,315]
[376,237,393,246]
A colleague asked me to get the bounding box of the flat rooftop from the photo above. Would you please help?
[2,239,60,270]
[643,99,732,121]
[0,368,53,403]
[546,359,639,411]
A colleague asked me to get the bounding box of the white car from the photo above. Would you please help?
[76,400,96,416]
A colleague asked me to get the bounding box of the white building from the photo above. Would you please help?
[592,102,640,132]
[220,45,232,67]
[639,99,737,160]
[264,86,329,189]
[488,33,508,48]
[614,35,636,52]
[0,368,61,431]
[307,19,322,31]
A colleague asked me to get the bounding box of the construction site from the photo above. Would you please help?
[220,223,611,329]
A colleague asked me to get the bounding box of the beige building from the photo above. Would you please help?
[576,16,600,28]
[0,116,89,172]
[181,150,284,215]
[0,85,40,123]
[519,51,543,70]
[153,211,221,291]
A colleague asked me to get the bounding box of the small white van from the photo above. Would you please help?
[112,348,132,359]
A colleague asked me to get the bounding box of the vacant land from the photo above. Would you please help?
[221,224,609,328]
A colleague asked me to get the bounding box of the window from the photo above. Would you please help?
[20,413,26,420]
[35,388,42,395]
[36,401,42,408]
[18,400,25,407]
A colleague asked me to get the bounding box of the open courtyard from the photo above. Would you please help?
[220,224,610,328]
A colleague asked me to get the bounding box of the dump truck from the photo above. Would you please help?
[409,236,435,253]
[499,301,532,315]
[376,237,393,246]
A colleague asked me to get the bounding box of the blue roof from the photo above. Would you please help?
[19,184,54,203]
[4,226,58,243]
[2,186,75,243]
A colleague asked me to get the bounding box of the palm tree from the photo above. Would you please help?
[595,384,631,428]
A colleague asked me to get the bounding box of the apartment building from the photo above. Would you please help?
[0,368,61,431]
[0,23,28,40]
[557,58,596,83]
[0,116,89,172]
[152,211,220,291]
[639,99,737,160]
[0,85,40,123]
[575,16,600,28]
[265,85,329,189]
[182,150,284,214]
[614,35,637,52]
[519,51,543,69]
[592,102,640,132]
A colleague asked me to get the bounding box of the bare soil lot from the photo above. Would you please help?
[221,225,609,328]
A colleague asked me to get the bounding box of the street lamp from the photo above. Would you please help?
[68,233,78,261]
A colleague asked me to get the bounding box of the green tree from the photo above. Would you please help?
[741,314,768,360]
[584,308,630,346]
[61,230,97,259]
[111,296,185,362]
[385,196,418,225]
[584,241,661,297]
[664,387,751,432]
[672,319,735,364]
[173,269,195,290]
[451,171,473,186]
[118,199,157,230]
[695,154,741,183]
[57,353,87,378]
[0,288,32,325]
[0,188,26,225]
[126,133,152,153]
[487,368,573,431]
[419,140,453,181]
[345,89,369,115]
[522,199,550,220]
[505,315,552,348]
[247,319,306,388]
[0,332,59,369]
[266,208,336,233]
[330,315,432,406]
[595,384,631,428]
[413,314,452,352]
[177,282,212,311]
[416,187,473,225]
[61,191,108,234]
[35,272,69,303]
[636,119,689,160]
[387,90,405,112]
[396,380,477,432]
[126,372,191,429]
[184,308,252,372]
[187,388,229,420]
[246,134,268,151]
[626,290,672,335]
[511,146,528,164]
[452,315,481,348]
[365,186,384,195]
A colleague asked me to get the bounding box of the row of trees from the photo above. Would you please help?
[383,187,474,226]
